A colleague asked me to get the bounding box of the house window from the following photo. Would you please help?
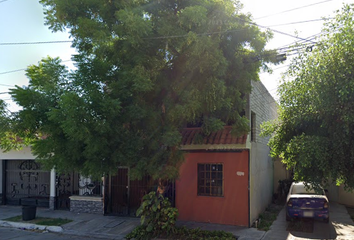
[197,163,223,197]
[251,111,256,142]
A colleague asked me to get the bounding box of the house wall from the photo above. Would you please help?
[248,81,278,225]
[0,161,2,203]
[176,151,249,226]
[337,185,354,207]
[0,147,36,202]
[249,143,273,224]
[0,147,35,159]
[273,158,291,193]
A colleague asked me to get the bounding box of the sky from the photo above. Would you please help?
[0,0,353,111]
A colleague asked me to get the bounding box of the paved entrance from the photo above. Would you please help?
[263,202,354,240]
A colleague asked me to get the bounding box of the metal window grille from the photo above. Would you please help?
[197,163,223,197]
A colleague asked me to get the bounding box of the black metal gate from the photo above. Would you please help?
[109,168,129,215]
[55,172,102,210]
[107,168,175,216]
[5,160,50,206]
[55,172,79,210]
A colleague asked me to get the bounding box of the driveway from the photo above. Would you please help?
[263,202,354,240]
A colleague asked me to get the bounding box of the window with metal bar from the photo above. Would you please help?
[197,163,223,197]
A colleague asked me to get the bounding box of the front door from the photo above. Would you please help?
[108,169,160,216]
[110,168,129,215]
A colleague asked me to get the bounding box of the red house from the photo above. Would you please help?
[175,81,277,227]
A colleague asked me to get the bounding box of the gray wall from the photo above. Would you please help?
[0,160,2,203]
[248,81,278,225]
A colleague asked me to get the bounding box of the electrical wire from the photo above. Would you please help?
[0,0,11,3]
[255,0,333,20]
[266,18,332,28]
[0,83,15,87]
[0,60,73,75]
[276,32,324,50]
[0,10,341,102]
[0,40,72,46]
[0,68,27,75]
[235,17,317,44]
[0,16,334,45]
[272,64,291,71]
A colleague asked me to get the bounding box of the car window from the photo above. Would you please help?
[291,184,317,194]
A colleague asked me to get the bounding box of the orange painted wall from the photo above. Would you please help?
[176,151,249,226]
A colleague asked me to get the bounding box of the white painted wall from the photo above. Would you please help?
[337,185,354,207]
[249,143,274,224]
[273,158,291,194]
[248,81,278,225]
[0,147,36,160]
[0,147,36,200]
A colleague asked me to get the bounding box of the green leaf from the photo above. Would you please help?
[8,0,275,181]
[146,223,154,232]
[262,3,354,190]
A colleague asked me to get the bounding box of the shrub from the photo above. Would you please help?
[126,191,237,240]
[126,191,178,239]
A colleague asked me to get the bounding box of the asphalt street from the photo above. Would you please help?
[0,227,96,240]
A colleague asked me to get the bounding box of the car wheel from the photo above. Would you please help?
[286,212,291,221]
[324,217,329,223]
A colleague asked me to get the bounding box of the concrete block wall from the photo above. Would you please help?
[249,81,278,144]
[248,81,278,225]
[69,196,103,214]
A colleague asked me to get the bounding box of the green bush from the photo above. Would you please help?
[174,227,236,239]
[126,192,237,240]
[126,191,178,240]
[127,225,237,240]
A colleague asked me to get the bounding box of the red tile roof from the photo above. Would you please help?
[181,126,247,145]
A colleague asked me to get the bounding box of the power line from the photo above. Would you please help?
[0,83,15,87]
[236,17,317,44]
[0,68,27,75]
[282,32,324,47]
[0,0,11,3]
[255,0,333,20]
[273,31,327,54]
[0,59,73,75]
[0,16,332,45]
[273,64,291,71]
[266,18,332,28]
[0,40,72,46]
[270,28,316,44]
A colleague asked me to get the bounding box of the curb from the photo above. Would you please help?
[0,220,63,233]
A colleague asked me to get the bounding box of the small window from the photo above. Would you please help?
[251,111,256,142]
[197,163,223,197]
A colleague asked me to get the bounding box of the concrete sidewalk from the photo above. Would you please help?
[0,205,265,240]
[0,205,139,239]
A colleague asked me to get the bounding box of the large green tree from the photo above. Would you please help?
[262,4,354,189]
[6,0,277,179]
